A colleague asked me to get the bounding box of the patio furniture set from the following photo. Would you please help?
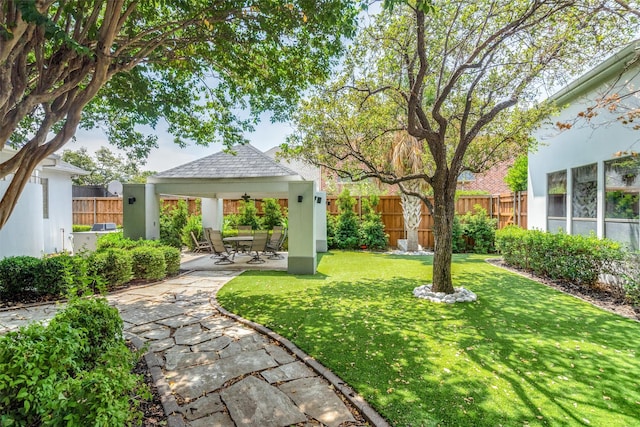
[191,226,287,265]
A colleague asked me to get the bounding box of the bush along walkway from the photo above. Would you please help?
[1,271,385,427]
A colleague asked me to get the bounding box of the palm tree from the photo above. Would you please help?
[388,132,427,252]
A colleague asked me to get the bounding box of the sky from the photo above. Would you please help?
[65,117,294,173]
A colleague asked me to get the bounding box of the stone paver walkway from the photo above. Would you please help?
[0,270,389,427]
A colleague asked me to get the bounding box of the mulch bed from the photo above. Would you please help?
[486,258,640,321]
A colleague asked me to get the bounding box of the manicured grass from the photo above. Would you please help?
[217,252,640,426]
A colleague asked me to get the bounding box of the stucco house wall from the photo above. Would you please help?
[529,41,640,250]
[0,148,86,258]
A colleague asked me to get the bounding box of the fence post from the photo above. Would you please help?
[93,198,97,225]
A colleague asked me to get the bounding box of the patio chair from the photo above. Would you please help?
[206,229,235,264]
[246,232,269,264]
[191,231,212,253]
[264,226,286,259]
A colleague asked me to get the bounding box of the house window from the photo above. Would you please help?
[547,170,566,232]
[42,178,49,219]
[572,163,597,235]
[605,156,639,249]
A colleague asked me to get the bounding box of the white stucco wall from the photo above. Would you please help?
[0,177,45,258]
[529,56,640,249]
[41,168,74,254]
[0,148,80,259]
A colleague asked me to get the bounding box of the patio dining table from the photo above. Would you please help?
[223,235,253,253]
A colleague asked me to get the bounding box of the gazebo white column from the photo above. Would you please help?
[202,198,224,231]
[288,181,316,274]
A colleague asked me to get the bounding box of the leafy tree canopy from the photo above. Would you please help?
[61,147,156,186]
[0,0,361,228]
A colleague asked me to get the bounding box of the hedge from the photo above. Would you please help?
[495,226,624,286]
[130,246,167,280]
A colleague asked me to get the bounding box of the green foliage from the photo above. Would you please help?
[96,232,142,251]
[261,198,285,230]
[72,224,92,232]
[606,191,640,219]
[0,298,146,426]
[223,213,241,236]
[457,205,498,254]
[619,252,640,304]
[326,213,338,249]
[160,246,181,276]
[181,215,203,250]
[451,215,465,253]
[88,249,134,289]
[130,246,167,281]
[0,256,40,298]
[238,200,262,230]
[495,227,625,286]
[34,254,77,296]
[335,189,360,249]
[359,218,388,250]
[160,200,189,248]
[359,195,388,249]
[0,321,86,426]
[49,298,123,367]
[504,154,528,192]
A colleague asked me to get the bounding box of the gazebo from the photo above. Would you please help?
[121,144,327,274]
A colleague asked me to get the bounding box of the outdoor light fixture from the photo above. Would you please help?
[241,193,250,202]
[297,195,303,203]
[128,197,136,204]
[315,196,322,204]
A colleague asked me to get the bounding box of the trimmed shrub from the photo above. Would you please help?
[459,205,497,254]
[0,256,40,298]
[72,224,92,232]
[0,298,146,426]
[160,245,181,276]
[96,232,141,251]
[496,227,625,286]
[34,254,77,297]
[335,189,360,250]
[88,249,133,289]
[131,246,167,280]
[451,215,465,253]
[359,196,388,250]
[327,213,338,249]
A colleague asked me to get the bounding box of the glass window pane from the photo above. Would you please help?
[605,156,640,220]
[572,164,597,218]
[547,171,566,218]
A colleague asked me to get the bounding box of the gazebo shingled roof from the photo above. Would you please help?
[153,144,300,179]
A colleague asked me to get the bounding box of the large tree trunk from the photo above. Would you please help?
[431,180,456,294]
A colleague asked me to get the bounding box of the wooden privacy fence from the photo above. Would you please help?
[72,197,200,226]
[73,193,526,249]
[325,193,527,249]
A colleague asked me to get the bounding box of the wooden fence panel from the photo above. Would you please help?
[73,197,200,226]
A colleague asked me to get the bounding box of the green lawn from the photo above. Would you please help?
[216,252,640,426]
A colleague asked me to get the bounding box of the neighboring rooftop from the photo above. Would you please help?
[153,144,301,179]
